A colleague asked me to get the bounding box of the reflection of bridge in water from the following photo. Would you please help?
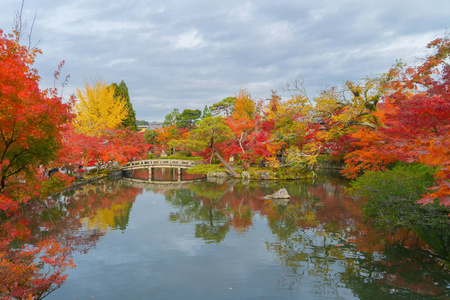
[121,177,203,189]
[122,159,203,181]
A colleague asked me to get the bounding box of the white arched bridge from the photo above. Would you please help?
[121,159,203,181]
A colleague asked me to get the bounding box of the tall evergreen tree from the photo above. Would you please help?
[110,80,138,131]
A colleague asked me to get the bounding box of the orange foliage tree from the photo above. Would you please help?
[224,90,271,163]
[0,29,76,299]
[0,29,73,203]
[343,38,450,207]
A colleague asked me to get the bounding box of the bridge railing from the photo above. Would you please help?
[122,159,202,170]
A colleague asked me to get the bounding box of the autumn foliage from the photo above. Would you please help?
[0,30,72,199]
[2,6,450,294]
[148,38,450,210]
[342,38,450,207]
[73,80,128,137]
[0,26,150,298]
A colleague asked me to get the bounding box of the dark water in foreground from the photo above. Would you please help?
[5,170,450,299]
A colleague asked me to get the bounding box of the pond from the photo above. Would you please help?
[2,171,449,299]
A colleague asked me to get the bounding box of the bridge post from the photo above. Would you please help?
[178,168,182,181]
[148,167,153,182]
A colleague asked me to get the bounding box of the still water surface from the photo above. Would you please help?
[26,171,450,299]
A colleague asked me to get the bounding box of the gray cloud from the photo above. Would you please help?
[1,0,448,121]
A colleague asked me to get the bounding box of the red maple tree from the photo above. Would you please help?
[343,38,450,207]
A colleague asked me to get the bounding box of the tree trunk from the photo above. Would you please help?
[210,146,239,177]
[238,132,246,154]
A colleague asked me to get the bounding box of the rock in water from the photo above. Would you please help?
[266,188,290,199]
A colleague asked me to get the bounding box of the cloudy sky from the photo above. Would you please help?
[1,0,448,121]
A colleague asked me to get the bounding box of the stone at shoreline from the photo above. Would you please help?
[265,188,290,200]
[241,171,251,180]
[258,171,271,180]
[207,171,229,179]
[207,176,228,184]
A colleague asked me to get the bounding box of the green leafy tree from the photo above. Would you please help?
[348,163,449,228]
[144,129,158,145]
[201,105,212,119]
[169,116,238,175]
[110,80,137,131]
[209,97,236,117]
[163,108,180,127]
[169,116,232,153]
[135,120,149,126]
[177,109,202,128]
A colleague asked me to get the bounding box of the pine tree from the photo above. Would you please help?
[110,80,138,131]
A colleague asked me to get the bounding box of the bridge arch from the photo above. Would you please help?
[122,159,202,181]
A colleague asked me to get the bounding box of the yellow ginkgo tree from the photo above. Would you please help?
[73,80,127,136]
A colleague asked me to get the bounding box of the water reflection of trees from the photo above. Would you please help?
[154,176,449,298]
[164,183,232,243]
[0,179,142,299]
[264,178,450,299]
[159,177,352,244]
[342,244,450,299]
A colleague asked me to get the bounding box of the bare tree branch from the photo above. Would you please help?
[28,10,40,50]
[12,0,27,41]
[12,0,40,49]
